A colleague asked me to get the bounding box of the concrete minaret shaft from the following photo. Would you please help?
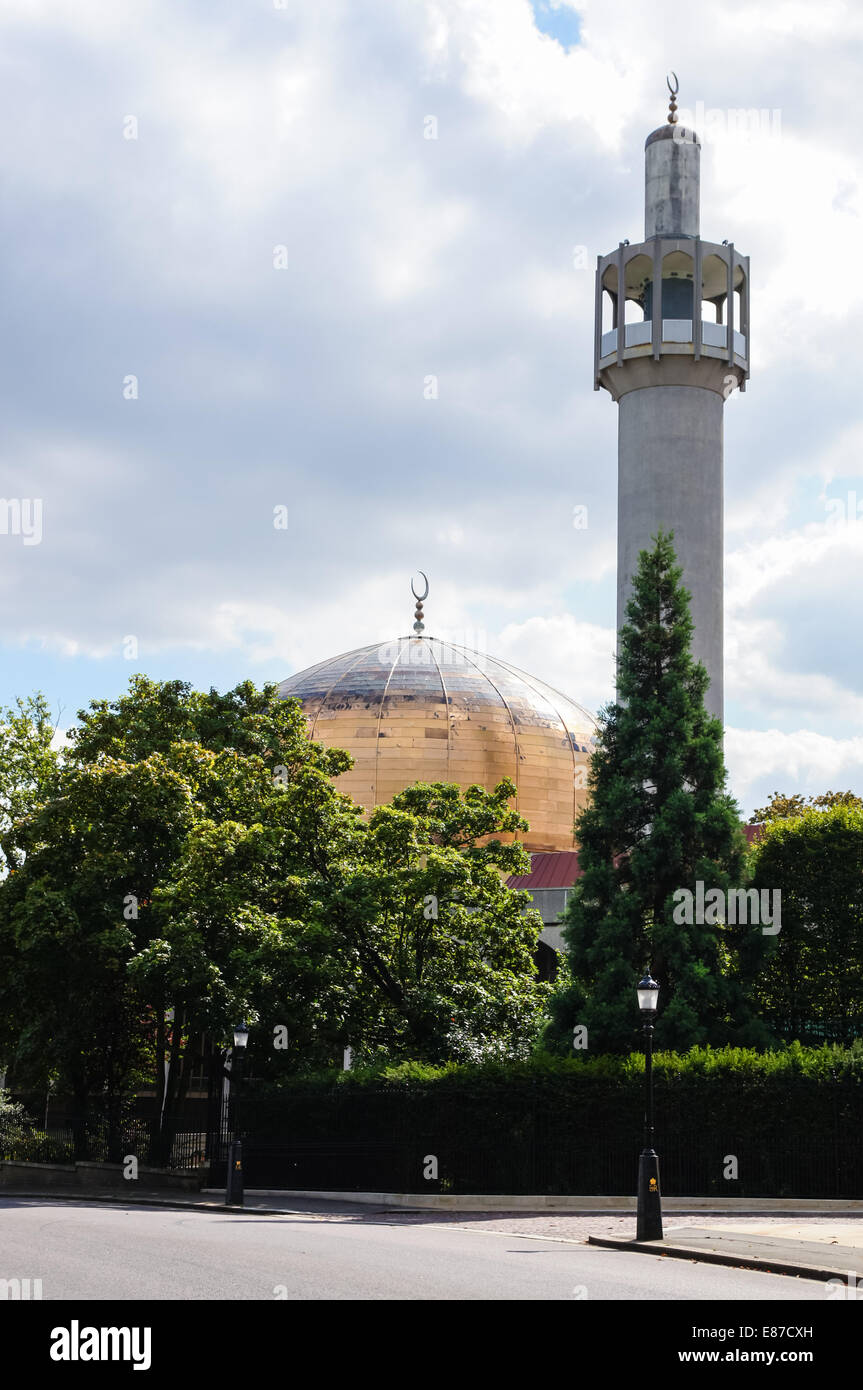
[594,99,750,723]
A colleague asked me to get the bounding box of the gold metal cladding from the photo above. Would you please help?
[279,636,596,853]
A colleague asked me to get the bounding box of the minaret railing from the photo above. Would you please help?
[594,236,749,388]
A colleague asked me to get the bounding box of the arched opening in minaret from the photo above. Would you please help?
[623,253,652,322]
[700,254,747,341]
[600,266,617,333]
[701,252,728,332]
[649,250,695,323]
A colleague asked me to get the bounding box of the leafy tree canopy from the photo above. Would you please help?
[0,677,546,1126]
[748,804,863,1041]
[750,789,863,825]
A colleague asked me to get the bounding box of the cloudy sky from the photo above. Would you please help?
[0,0,861,816]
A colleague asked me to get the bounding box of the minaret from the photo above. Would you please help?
[594,77,750,723]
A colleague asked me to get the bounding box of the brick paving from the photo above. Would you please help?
[315,1209,863,1244]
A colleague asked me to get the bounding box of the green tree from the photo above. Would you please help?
[141,771,547,1073]
[751,789,863,825]
[0,677,547,1146]
[748,805,863,1040]
[0,678,356,1149]
[0,693,62,873]
[545,531,766,1054]
[315,779,548,1064]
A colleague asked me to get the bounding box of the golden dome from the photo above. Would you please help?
[279,634,596,853]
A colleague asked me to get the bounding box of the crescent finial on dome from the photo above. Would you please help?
[411,571,428,633]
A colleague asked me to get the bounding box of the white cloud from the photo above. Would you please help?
[726,520,863,613]
[726,726,863,814]
[493,613,615,711]
[0,0,858,814]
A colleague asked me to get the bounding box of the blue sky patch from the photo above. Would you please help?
[530,1,581,50]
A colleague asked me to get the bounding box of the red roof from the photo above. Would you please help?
[507,851,582,891]
[508,826,764,891]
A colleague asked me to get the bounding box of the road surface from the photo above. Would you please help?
[0,1196,831,1301]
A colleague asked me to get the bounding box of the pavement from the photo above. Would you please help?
[3,1185,862,1285]
[589,1220,863,1284]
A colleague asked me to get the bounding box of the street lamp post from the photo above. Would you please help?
[225,1022,249,1207]
[636,973,663,1241]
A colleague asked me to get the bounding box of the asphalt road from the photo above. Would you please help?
[0,1197,830,1301]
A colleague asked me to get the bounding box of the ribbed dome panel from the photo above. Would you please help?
[279,636,596,852]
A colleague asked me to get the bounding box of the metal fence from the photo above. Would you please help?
[7,1072,862,1198]
[208,1129,863,1198]
[0,1118,208,1171]
[5,1114,858,1196]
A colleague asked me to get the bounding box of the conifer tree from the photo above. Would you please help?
[546,531,766,1053]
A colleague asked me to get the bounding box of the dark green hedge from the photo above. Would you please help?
[235,1045,863,1197]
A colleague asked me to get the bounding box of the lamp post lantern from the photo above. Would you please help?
[225,1021,249,1207]
[636,973,663,1241]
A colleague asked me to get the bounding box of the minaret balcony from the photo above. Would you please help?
[593,235,749,390]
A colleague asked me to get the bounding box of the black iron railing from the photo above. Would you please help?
[219,1133,863,1198]
[0,1118,207,1170]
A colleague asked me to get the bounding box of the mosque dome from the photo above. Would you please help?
[278,624,596,854]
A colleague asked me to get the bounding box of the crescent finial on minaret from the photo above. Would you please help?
[666,71,679,124]
[411,571,428,633]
